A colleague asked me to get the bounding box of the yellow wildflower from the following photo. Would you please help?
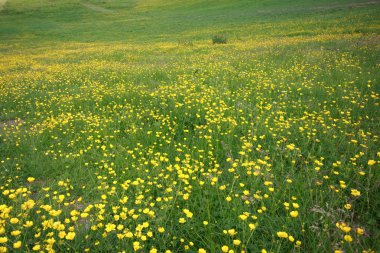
[65,232,76,240]
[344,235,353,242]
[277,231,288,238]
[27,177,35,183]
[13,241,22,249]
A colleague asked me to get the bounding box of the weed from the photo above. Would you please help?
[212,34,227,44]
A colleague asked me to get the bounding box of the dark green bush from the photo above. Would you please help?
[212,34,227,44]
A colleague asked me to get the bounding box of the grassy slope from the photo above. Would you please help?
[1,0,379,44]
[0,0,380,252]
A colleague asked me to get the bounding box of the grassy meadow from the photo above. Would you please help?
[0,0,380,252]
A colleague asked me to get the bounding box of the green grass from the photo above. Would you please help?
[0,0,379,252]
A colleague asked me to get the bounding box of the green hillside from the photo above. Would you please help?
[0,0,379,252]
[1,0,379,43]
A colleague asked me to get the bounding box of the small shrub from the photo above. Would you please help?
[212,34,227,44]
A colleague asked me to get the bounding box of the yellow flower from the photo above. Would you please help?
[49,210,62,217]
[351,189,361,197]
[32,245,41,251]
[58,231,66,239]
[158,227,165,233]
[0,237,8,243]
[198,249,207,253]
[357,228,364,235]
[336,222,351,233]
[13,241,22,249]
[341,226,351,233]
[183,209,193,218]
[226,196,232,202]
[58,195,65,202]
[65,232,76,240]
[286,144,295,150]
[344,235,353,242]
[344,204,351,210]
[46,237,56,245]
[27,177,35,183]
[277,231,288,238]
[239,214,248,220]
[125,231,133,238]
[21,200,35,210]
[290,211,298,218]
[179,218,186,224]
[133,241,141,251]
[105,223,116,232]
[10,218,19,224]
[367,160,376,166]
[233,239,241,245]
[221,245,229,252]
[11,230,21,236]
[227,229,237,236]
